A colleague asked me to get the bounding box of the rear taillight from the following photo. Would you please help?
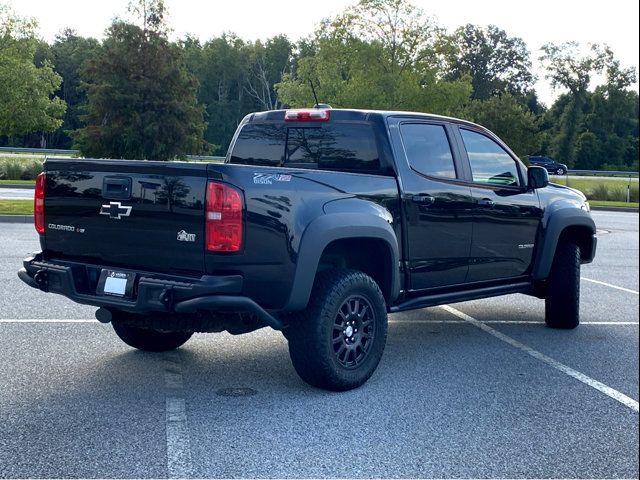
[205,181,243,252]
[34,172,45,234]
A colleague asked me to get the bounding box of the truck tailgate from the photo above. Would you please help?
[43,159,208,276]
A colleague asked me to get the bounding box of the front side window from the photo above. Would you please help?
[399,123,456,179]
[461,129,520,187]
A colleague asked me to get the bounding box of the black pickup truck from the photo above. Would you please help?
[19,108,597,391]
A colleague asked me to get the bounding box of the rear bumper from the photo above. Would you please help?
[19,253,283,330]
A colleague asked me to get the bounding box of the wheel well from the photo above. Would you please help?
[317,238,393,301]
[559,225,594,262]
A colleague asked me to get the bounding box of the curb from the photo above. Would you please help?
[0,215,31,223]
[0,184,35,190]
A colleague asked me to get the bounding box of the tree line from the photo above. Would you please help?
[1,0,637,170]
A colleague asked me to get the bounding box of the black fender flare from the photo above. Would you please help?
[532,208,596,280]
[283,212,400,311]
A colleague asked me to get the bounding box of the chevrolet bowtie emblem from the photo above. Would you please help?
[100,201,132,220]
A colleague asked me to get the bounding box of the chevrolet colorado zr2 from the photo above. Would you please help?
[19,108,597,391]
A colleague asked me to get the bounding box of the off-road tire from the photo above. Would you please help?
[112,320,193,352]
[545,241,580,329]
[286,269,388,391]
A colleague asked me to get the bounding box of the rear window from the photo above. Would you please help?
[229,124,285,167]
[229,123,381,173]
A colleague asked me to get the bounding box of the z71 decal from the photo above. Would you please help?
[253,173,292,185]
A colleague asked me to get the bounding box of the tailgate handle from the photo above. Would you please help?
[103,177,132,200]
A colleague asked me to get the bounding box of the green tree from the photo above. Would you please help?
[540,43,638,169]
[181,33,293,154]
[465,93,539,156]
[38,29,99,148]
[446,24,534,100]
[578,58,638,169]
[277,0,471,115]
[0,5,66,137]
[539,42,607,166]
[182,34,250,155]
[244,35,293,111]
[73,0,205,160]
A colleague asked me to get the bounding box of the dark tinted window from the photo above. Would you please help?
[400,123,456,178]
[229,124,285,166]
[530,156,549,163]
[230,123,381,173]
[286,124,380,172]
[461,129,520,187]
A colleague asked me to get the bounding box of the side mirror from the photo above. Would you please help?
[528,166,549,189]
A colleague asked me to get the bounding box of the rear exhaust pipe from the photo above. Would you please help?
[95,307,113,324]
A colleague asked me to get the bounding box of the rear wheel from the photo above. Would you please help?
[286,269,388,391]
[545,241,580,329]
[112,320,192,352]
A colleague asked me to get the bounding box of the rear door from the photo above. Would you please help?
[455,127,543,282]
[388,118,474,290]
[44,159,208,276]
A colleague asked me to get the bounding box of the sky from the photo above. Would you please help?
[8,0,640,106]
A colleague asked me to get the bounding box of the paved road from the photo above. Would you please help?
[0,212,638,478]
[0,188,33,199]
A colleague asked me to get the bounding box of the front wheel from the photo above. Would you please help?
[556,167,566,175]
[545,242,580,329]
[112,320,193,352]
[286,269,388,391]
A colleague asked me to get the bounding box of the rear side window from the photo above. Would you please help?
[286,124,380,172]
[400,123,456,179]
[461,129,521,187]
[229,123,381,173]
[229,124,285,166]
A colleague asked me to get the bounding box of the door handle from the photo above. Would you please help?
[478,198,495,208]
[412,194,435,206]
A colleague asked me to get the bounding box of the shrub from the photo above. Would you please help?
[20,160,43,180]
[585,183,639,202]
[586,184,611,201]
[0,158,43,180]
[0,160,25,180]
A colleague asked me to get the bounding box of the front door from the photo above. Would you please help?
[457,127,543,282]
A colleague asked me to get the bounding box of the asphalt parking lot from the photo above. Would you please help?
[0,211,638,479]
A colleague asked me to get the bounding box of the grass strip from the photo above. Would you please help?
[0,179,36,185]
[0,199,33,215]
[589,200,639,209]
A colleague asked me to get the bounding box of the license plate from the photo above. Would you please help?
[98,270,135,297]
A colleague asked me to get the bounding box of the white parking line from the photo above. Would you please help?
[0,319,97,323]
[441,305,640,413]
[2,318,637,326]
[582,277,639,295]
[164,351,193,479]
[390,319,639,325]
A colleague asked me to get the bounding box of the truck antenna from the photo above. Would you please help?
[309,79,320,108]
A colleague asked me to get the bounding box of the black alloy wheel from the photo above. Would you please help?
[332,295,376,368]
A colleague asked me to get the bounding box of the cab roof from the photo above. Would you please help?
[249,108,483,130]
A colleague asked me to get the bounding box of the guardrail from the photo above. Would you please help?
[568,169,639,177]
[0,147,225,162]
[0,146,80,155]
